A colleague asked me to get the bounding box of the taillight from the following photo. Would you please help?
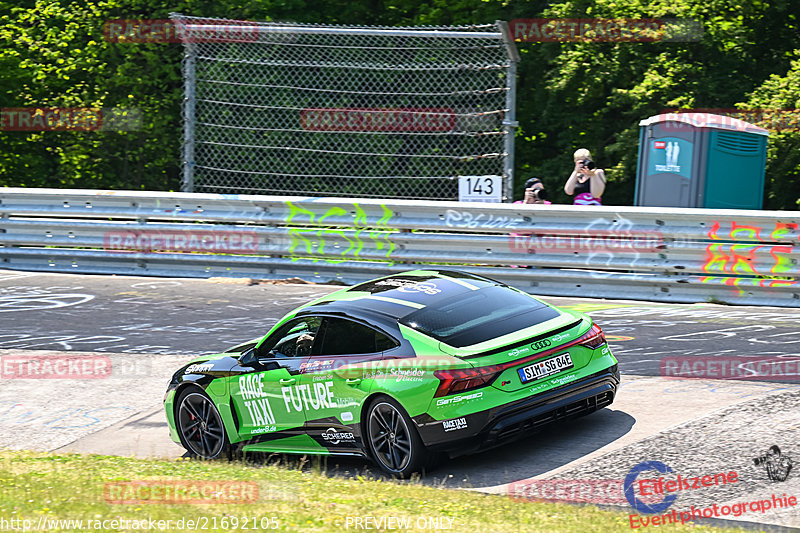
[578,323,606,350]
[433,365,503,398]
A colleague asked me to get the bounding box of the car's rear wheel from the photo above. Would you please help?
[176,388,229,459]
[365,397,427,477]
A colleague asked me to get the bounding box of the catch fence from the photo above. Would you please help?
[171,14,519,201]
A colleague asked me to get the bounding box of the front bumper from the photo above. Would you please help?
[416,365,619,457]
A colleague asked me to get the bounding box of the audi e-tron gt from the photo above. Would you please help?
[164,269,619,476]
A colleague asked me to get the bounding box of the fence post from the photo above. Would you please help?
[181,42,196,193]
[498,20,520,203]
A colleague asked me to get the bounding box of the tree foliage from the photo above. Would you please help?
[0,0,798,208]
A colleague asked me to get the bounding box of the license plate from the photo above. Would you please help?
[518,353,573,383]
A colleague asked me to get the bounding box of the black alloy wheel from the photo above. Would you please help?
[176,390,228,459]
[366,399,426,476]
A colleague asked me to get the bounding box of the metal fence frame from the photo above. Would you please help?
[2,188,800,307]
[172,15,519,201]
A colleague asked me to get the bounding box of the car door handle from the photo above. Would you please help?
[280,378,296,386]
[345,378,361,385]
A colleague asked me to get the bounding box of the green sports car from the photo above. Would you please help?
[164,269,619,476]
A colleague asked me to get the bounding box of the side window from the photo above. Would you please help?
[256,317,322,359]
[317,317,398,355]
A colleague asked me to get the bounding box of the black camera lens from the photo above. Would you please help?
[581,159,596,170]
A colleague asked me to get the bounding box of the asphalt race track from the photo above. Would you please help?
[2,269,800,530]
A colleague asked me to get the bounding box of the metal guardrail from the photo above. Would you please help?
[1,188,799,306]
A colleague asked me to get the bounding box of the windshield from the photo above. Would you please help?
[398,286,560,348]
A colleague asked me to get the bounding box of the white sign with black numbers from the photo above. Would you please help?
[458,175,502,203]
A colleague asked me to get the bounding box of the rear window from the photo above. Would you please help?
[398,286,560,348]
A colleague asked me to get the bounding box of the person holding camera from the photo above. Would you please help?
[519,177,551,205]
[564,148,606,205]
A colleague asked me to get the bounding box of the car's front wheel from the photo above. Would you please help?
[176,387,229,459]
[365,397,428,477]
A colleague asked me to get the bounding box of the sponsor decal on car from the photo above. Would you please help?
[373,278,442,295]
[388,368,425,382]
[282,381,335,413]
[184,363,213,374]
[334,397,359,408]
[341,411,354,422]
[549,374,578,387]
[442,417,468,432]
[550,333,571,343]
[250,425,277,434]
[239,374,277,427]
[321,427,356,445]
[436,391,483,406]
[508,347,530,357]
[299,359,335,373]
[530,373,578,393]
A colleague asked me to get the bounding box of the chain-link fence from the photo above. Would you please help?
[171,14,519,200]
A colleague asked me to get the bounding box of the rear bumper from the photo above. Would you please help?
[416,365,619,457]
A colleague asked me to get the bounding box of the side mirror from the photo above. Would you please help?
[238,347,257,367]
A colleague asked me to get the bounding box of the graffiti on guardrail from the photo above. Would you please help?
[699,221,799,292]
[285,202,397,262]
[704,221,797,272]
[444,209,522,230]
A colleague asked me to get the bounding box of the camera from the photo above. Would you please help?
[532,188,548,201]
[580,159,596,170]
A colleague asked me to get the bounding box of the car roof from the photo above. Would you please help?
[294,269,505,327]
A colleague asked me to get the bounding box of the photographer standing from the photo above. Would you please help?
[564,148,606,205]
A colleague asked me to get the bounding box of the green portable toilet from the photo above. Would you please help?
[635,112,769,209]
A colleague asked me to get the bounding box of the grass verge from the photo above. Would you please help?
[0,450,748,532]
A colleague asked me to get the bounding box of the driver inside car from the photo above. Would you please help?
[295,333,315,356]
